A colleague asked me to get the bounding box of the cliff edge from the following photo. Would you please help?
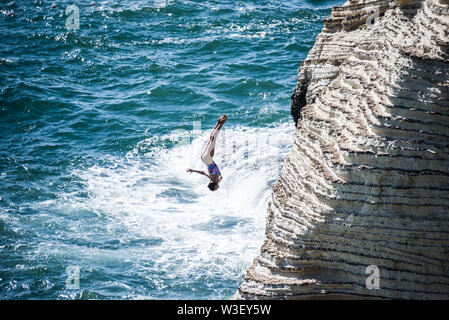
[235,0,449,299]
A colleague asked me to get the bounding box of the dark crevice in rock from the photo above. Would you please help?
[291,80,308,127]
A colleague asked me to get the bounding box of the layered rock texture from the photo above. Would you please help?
[236,0,449,299]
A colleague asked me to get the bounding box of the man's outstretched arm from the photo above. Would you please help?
[186,168,210,179]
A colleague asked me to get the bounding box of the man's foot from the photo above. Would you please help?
[217,114,227,125]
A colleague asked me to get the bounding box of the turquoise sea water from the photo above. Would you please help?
[0,0,341,299]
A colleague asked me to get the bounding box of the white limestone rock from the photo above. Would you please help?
[235,0,449,299]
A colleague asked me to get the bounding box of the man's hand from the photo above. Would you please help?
[186,168,193,173]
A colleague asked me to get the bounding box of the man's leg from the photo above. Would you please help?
[201,121,224,165]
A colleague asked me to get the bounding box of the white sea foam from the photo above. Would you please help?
[54,121,294,297]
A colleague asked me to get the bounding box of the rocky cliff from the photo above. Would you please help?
[235,0,449,299]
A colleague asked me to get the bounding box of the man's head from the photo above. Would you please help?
[207,181,219,191]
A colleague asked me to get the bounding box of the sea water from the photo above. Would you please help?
[0,0,341,299]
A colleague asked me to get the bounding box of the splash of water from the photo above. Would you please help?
[46,122,294,298]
